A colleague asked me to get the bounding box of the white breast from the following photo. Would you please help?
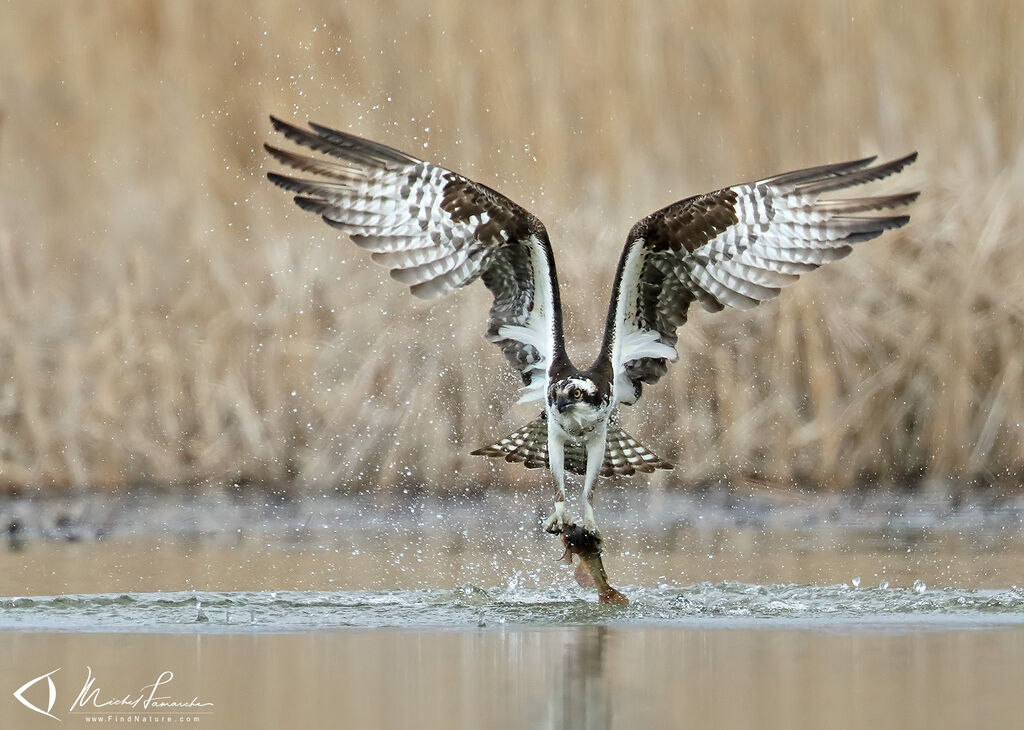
[549,402,612,440]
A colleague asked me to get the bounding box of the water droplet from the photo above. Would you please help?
[851,576,860,588]
[913,580,927,594]
[878,580,890,589]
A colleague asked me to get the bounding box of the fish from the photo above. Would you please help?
[558,524,628,605]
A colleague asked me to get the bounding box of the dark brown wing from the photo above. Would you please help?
[265,117,565,392]
[598,153,919,405]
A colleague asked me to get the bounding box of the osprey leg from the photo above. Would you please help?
[544,430,567,533]
[581,427,607,534]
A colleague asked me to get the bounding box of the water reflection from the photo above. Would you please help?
[4,625,1022,730]
[6,518,24,552]
[547,626,612,730]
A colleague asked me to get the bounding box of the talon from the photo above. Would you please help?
[543,501,566,534]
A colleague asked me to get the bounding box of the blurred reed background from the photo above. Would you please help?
[0,1,1021,494]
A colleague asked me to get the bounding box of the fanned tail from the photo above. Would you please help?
[470,414,551,470]
[601,423,673,476]
[471,413,673,477]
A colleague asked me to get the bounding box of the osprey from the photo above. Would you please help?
[265,116,917,536]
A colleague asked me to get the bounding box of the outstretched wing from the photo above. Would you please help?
[265,117,564,395]
[598,153,919,405]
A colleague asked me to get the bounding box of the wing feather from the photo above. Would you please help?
[266,117,565,393]
[598,152,919,404]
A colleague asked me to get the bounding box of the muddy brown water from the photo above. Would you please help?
[3,625,1023,729]
[2,491,1023,728]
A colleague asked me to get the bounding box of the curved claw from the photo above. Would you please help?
[543,502,566,535]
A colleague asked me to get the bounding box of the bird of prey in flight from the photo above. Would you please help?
[265,116,917,537]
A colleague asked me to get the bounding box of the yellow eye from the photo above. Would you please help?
[573,389,582,399]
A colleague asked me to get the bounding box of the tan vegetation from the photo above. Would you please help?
[0,1,1021,493]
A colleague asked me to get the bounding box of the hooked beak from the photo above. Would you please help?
[555,395,574,413]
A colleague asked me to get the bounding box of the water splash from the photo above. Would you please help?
[2,583,1024,633]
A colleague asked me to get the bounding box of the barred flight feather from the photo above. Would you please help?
[471,414,672,477]
[267,118,917,489]
[601,152,918,404]
[265,116,563,395]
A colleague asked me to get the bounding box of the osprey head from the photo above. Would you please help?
[549,376,605,414]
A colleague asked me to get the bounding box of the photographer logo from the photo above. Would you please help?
[12,666,214,723]
[13,667,61,720]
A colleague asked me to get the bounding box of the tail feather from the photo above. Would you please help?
[470,414,550,470]
[601,423,674,476]
[471,414,673,477]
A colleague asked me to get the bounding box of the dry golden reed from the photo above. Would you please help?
[0,1,1021,493]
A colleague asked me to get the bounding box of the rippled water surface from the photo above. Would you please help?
[4,583,1024,633]
[2,490,1024,729]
